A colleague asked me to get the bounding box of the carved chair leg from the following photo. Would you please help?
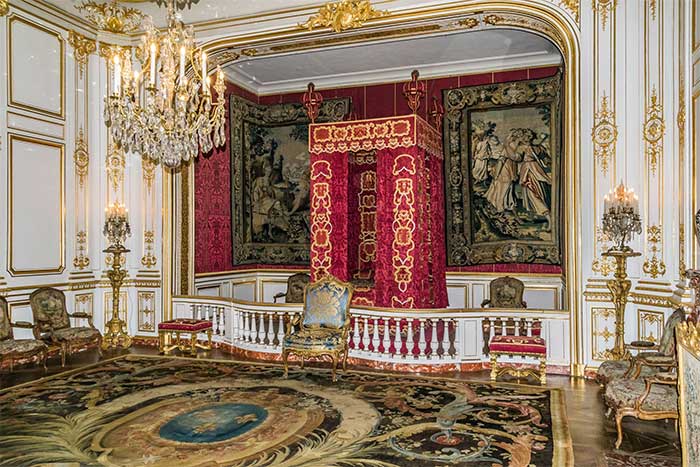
[614,412,625,449]
[490,354,498,381]
[342,346,349,372]
[41,348,48,372]
[331,354,338,382]
[539,357,547,385]
[97,338,103,357]
[282,349,289,378]
[158,332,165,354]
[207,330,212,350]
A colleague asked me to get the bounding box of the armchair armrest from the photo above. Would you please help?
[636,354,676,367]
[12,320,35,329]
[68,312,94,327]
[480,299,491,308]
[626,340,659,351]
[635,373,678,411]
[273,292,286,304]
[285,314,301,336]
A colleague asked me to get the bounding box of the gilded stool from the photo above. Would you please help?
[488,334,547,385]
[158,318,213,356]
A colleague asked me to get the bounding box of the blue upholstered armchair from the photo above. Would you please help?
[282,276,353,382]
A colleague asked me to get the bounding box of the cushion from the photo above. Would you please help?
[595,360,656,385]
[0,339,47,355]
[284,327,343,351]
[159,319,212,332]
[489,335,546,355]
[52,327,101,342]
[605,378,678,412]
[658,308,686,355]
[303,280,350,329]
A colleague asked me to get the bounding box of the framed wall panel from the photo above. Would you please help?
[8,134,65,275]
[7,15,64,119]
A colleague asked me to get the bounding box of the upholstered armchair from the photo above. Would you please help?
[481,276,527,308]
[282,276,353,381]
[0,296,48,372]
[29,287,102,366]
[596,307,685,386]
[604,372,678,449]
[273,273,311,303]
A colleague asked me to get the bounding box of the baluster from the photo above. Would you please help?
[361,316,370,353]
[441,319,450,358]
[527,319,533,337]
[251,312,259,344]
[450,319,457,357]
[258,313,265,345]
[371,318,380,354]
[406,319,414,358]
[382,318,391,354]
[189,304,195,320]
[277,314,285,346]
[393,319,402,357]
[352,315,361,349]
[500,318,506,336]
[268,314,275,346]
[220,307,226,337]
[243,312,250,342]
[430,318,438,358]
[418,319,427,358]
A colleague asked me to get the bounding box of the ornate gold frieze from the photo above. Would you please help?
[241,48,258,57]
[643,87,665,174]
[137,291,156,332]
[592,307,616,360]
[680,223,686,278]
[76,1,144,34]
[67,30,96,79]
[648,0,657,20]
[98,43,130,61]
[141,230,157,269]
[592,227,615,276]
[638,309,663,343]
[106,142,125,190]
[556,0,580,23]
[592,95,617,175]
[142,157,156,191]
[457,18,479,29]
[481,13,565,52]
[301,0,389,33]
[0,0,8,16]
[73,231,90,269]
[74,128,90,188]
[677,321,700,354]
[209,50,240,69]
[593,0,617,30]
[643,224,666,279]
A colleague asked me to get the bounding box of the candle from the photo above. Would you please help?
[179,45,186,84]
[113,55,121,95]
[205,76,211,96]
[133,70,140,101]
[150,43,157,86]
[201,50,207,86]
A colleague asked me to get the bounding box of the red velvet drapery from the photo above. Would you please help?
[309,115,447,308]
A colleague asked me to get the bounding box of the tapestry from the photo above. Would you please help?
[231,96,351,265]
[443,73,562,266]
[0,355,573,466]
[679,339,700,467]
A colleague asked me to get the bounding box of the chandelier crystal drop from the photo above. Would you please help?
[103,1,226,168]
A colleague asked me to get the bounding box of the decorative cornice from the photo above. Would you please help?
[0,0,9,17]
[68,30,96,78]
[556,0,580,24]
[300,0,389,33]
[76,0,144,34]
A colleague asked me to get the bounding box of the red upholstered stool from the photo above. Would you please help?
[158,318,213,356]
[486,320,547,385]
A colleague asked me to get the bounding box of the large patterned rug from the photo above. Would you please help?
[0,355,573,466]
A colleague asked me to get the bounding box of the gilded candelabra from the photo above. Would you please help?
[102,204,132,349]
[601,183,642,360]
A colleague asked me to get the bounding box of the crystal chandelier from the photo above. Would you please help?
[103,0,226,168]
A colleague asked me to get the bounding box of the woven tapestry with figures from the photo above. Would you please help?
[0,355,573,466]
[230,96,351,265]
[443,73,563,266]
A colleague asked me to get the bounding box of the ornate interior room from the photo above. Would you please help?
[0,0,699,466]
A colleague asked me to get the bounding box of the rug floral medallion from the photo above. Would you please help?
[0,356,573,466]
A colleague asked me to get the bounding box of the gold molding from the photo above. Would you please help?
[8,14,65,119]
[0,0,8,17]
[592,94,617,175]
[300,0,389,33]
[7,133,65,276]
[73,230,90,270]
[74,128,89,189]
[106,142,125,192]
[593,0,617,30]
[67,30,96,79]
[591,307,615,360]
[556,0,579,24]
[643,87,665,175]
[643,224,666,278]
[137,291,156,332]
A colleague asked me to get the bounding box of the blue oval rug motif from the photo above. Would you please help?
[159,403,268,443]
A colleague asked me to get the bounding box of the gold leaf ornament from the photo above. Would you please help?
[301,1,389,33]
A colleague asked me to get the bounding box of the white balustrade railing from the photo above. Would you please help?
[171,296,571,368]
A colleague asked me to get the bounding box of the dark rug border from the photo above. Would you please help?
[1,353,575,465]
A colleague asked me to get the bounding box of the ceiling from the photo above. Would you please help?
[47,0,324,28]
[224,29,562,95]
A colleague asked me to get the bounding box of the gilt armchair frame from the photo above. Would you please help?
[481,276,527,309]
[29,287,101,367]
[611,373,678,449]
[282,275,353,382]
[0,296,48,372]
[273,272,311,303]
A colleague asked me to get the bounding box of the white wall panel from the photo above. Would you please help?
[8,15,64,118]
[8,134,64,275]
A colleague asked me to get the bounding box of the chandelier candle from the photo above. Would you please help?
[103,0,226,168]
[602,182,642,252]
